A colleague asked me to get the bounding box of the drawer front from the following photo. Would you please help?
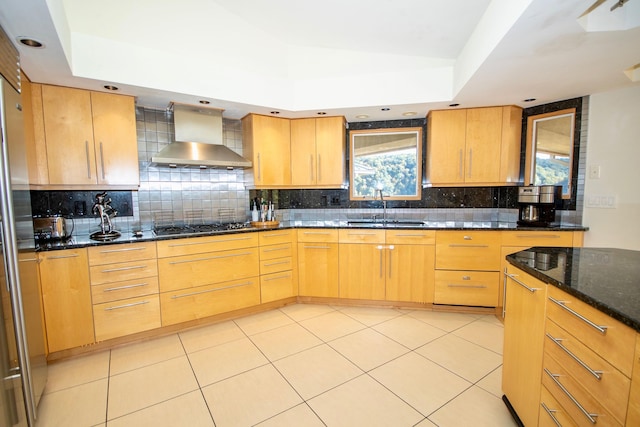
[160,277,260,326]
[539,386,578,427]
[260,256,293,275]
[93,295,161,341]
[297,228,339,243]
[547,286,636,377]
[258,229,294,246]
[500,231,574,247]
[156,233,259,258]
[91,276,160,304]
[434,270,499,306]
[88,242,157,266]
[89,259,158,285]
[158,247,260,292]
[543,352,623,427]
[259,242,293,261]
[435,231,500,270]
[339,228,385,244]
[260,270,295,303]
[385,229,436,245]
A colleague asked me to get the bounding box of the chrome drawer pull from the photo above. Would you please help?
[448,244,489,248]
[99,247,148,254]
[105,300,150,311]
[264,274,290,282]
[168,252,252,265]
[263,232,289,238]
[447,284,487,289]
[170,281,253,299]
[463,235,472,240]
[544,368,598,424]
[167,236,253,247]
[101,265,147,273]
[548,296,608,334]
[303,245,331,249]
[263,247,289,252]
[540,402,562,427]
[505,273,540,293]
[264,260,290,267]
[546,333,603,380]
[19,258,38,262]
[104,282,149,292]
[47,253,80,260]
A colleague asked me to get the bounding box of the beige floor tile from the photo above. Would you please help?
[107,391,214,427]
[452,319,504,354]
[44,351,110,394]
[307,374,423,427]
[370,352,472,416]
[299,310,365,341]
[477,313,504,326]
[188,337,268,386]
[110,334,185,375]
[338,305,404,326]
[476,365,504,398]
[279,303,336,322]
[35,379,107,427]
[254,403,325,427]
[407,310,479,332]
[273,344,362,399]
[373,315,447,349]
[107,355,199,420]
[416,334,502,383]
[249,323,323,361]
[329,328,409,371]
[414,418,438,427]
[428,386,517,427]
[179,320,246,353]
[202,364,303,427]
[234,309,294,335]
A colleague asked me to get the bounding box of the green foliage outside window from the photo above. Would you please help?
[353,152,417,197]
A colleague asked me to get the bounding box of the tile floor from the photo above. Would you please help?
[35,304,517,427]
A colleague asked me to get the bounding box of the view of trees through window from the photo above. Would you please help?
[353,149,418,197]
[534,154,570,194]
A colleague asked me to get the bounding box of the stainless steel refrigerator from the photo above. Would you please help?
[0,76,48,425]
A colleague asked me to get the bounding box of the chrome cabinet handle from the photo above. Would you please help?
[264,274,290,282]
[263,232,289,238]
[257,153,261,181]
[264,260,290,267]
[170,281,252,299]
[318,154,322,182]
[377,245,383,277]
[310,154,314,181]
[168,252,252,265]
[463,235,472,240]
[546,333,603,380]
[540,402,562,427]
[544,368,598,424]
[46,253,80,260]
[388,245,393,278]
[458,149,463,178]
[99,141,105,180]
[447,284,487,289]
[502,268,508,318]
[548,296,608,334]
[101,265,147,273]
[468,148,473,178]
[85,140,91,179]
[104,282,149,292]
[99,246,148,254]
[263,247,289,253]
[105,300,150,311]
[505,272,540,293]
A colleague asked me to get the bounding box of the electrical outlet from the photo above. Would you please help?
[588,165,601,179]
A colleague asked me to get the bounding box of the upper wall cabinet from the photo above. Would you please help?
[242,114,292,187]
[25,83,139,189]
[427,106,522,186]
[290,116,345,188]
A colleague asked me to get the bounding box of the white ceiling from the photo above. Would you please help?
[0,0,638,121]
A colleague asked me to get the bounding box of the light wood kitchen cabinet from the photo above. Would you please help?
[385,230,435,304]
[36,84,139,189]
[290,116,345,188]
[258,229,297,303]
[339,229,386,300]
[297,229,339,298]
[627,334,640,426]
[39,248,94,353]
[242,113,291,187]
[502,265,547,427]
[21,79,49,186]
[427,106,522,186]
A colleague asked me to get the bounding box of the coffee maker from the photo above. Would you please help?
[517,185,562,227]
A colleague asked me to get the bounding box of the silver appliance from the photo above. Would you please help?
[0,76,48,426]
[517,185,561,227]
[33,216,72,241]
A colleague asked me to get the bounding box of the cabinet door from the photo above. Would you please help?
[39,249,94,352]
[41,85,97,185]
[315,116,345,187]
[297,242,339,297]
[22,80,49,185]
[386,244,434,303]
[465,107,502,183]
[91,92,139,186]
[502,266,547,427]
[290,118,316,186]
[339,244,386,300]
[245,114,291,187]
[427,109,466,184]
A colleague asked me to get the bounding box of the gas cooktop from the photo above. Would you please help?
[153,222,252,237]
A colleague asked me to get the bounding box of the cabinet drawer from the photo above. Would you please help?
[88,242,157,266]
[258,229,294,246]
[545,320,630,423]
[158,247,259,292]
[261,270,295,303]
[543,352,623,427]
[339,228,385,244]
[160,277,260,326]
[156,233,259,258]
[91,276,159,304]
[259,242,293,261]
[260,256,293,275]
[93,295,161,341]
[297,229,338,243]
[539,386,578,427]
[434,270,499,306]
[500,231,574,247]
[435,231,500,270]
[385,229,436,245]
[547,286,636,377]
[89,259,158,285]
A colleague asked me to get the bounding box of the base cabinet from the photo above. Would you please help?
[258,229,297,303]
[297,229,339,297]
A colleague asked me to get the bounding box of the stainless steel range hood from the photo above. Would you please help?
[150,103,252,169]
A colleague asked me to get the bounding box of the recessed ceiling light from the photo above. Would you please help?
[449,103,460,107]
[402,111,417,116]
[381,107,391,111]
[270,111,280,115]
[17,37,44,48]
[523,98,537,102]
[355,114,369,119]
[199,100,210,104]
[103,85,119,91]
[317,112,327,115]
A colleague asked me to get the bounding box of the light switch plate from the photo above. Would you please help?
[588,165,601,179]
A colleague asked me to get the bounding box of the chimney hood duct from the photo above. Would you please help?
[150,103,252,169]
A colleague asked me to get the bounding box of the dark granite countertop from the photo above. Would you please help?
[507,247,640,332]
